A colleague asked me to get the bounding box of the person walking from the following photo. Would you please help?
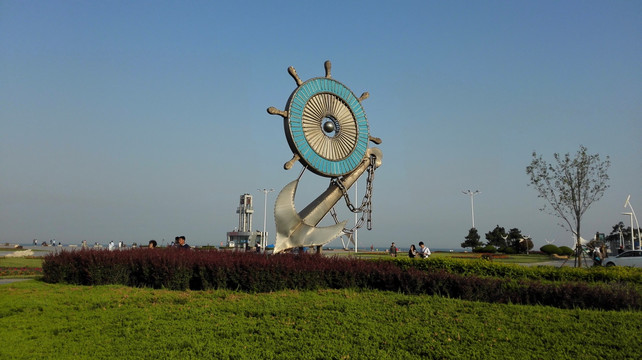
[389,242,397,257]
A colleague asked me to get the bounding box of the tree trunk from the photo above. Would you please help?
[575,222,582,268]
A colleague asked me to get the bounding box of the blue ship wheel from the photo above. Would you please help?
[268,61,370,177]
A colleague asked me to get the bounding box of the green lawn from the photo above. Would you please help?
[0,257,43,268]
[0,280,639,359]
[329,250,554,264]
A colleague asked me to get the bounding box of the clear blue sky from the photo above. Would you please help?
[1,1,640,249]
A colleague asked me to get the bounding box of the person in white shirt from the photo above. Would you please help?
[418,241,431,258]
[108,241,115,251]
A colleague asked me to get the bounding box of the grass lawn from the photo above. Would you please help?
[0,257,43,268]
[0,280,639,359]
[330,250,554,264]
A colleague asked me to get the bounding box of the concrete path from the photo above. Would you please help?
[0,278,33,285]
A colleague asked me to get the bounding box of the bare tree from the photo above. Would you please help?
[526,145,610,267]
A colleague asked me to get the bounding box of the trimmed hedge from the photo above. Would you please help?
[559,246,574,256]
[42,248,641,311]
[391,257,642,284]
[540,244,561,255]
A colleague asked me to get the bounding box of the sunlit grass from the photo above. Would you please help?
[0,280,639,359]
[0,257,43,268]
[332,250,553,264]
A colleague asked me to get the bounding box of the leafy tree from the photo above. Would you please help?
[526,145,610,267]
[605,222,628,242]
[461,228,482,249]
[485,225,508,249]
[605,221,641,250]
[506,227,532,254]
[517,237,534,254]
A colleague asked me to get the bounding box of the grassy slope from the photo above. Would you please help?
[1,280,639,360]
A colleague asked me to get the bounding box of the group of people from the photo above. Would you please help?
[154,236,190,249]
[389,242,431,258]
[409,242,431,258]
[146,236,190,249]
[34,239,61,247]
[100,236,190,250]
[108,240,128,251]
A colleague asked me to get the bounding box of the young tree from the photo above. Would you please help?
[461,227,482,250]
[526,145,610,267]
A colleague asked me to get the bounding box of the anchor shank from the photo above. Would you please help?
[299,148,382,226]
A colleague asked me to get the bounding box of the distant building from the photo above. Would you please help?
[225,194,263,250]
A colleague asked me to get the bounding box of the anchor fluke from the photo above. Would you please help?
[273,180,346,254]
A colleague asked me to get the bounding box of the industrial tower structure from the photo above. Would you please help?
[225,194,263,250]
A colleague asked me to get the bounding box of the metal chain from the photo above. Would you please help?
[330,154,377,233]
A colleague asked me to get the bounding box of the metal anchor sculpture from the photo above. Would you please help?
[267,61,383,253]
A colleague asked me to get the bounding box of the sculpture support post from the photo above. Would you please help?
[273,148,382,253]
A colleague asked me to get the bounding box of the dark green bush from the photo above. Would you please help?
[540,244,561,255]
[559,246,574,256]
[482,245,497,253]
[498,246,516,254]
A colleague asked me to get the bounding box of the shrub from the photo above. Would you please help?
[482,245,497,253]
[391,257,642,284]
[502,246,517,254]
[540,244,561,255]
[559,246,574,256]
[42,248,642,311]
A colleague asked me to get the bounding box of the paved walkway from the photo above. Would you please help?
[520,258,598,267]
[0,278,33,285]
[0,245,65,258]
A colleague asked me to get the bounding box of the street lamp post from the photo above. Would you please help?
[258,188,274,252]
[623,212,634,250]
[462,190,481,228]
[624,195,640,250]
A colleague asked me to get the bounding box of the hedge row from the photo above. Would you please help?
[392,257,642,284]
[42,249,641,310]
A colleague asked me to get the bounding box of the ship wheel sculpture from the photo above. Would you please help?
[267,60,383,253]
